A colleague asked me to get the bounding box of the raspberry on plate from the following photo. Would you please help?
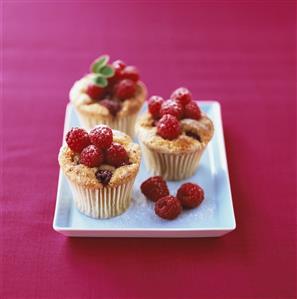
[79,145,104,167]
[122,66,140,82]
[89,125,113,149]
[86,84,104,100]
[184,101,202,120]
[140,176,169,202]
[155,195,182,220]
[115,79,136,100]
[170,87,192,106]
[176,182,204,208]
[66,127,90,153]
[157,114,181,140]
[99,99,122,116]
[105,142,129,167]
[159,99,183,119]
[148,95,165,119]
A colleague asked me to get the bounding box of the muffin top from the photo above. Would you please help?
[59,127,141,189]
[136,113,214,154]
[136,88,214,154]
[70,74,146,118]
[69,55,147,119]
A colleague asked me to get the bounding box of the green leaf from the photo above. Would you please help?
[99,65,115,78]
[93,75,108,87]
[90,55,110,73]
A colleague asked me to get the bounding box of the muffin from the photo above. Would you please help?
[58,125,141,218]
[70,55,147,137]
[136,87,214,180]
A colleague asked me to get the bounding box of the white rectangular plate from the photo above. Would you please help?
[53,101,236,237]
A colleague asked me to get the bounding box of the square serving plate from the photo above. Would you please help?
[53,101,236,237]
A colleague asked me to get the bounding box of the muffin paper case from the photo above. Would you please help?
[66,177,135,219]
[140,141,206,181]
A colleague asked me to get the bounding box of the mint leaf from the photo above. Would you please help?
[91,55,110,73]
[100,65,115,78]
[93,75,108,87]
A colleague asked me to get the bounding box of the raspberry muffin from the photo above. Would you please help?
[58,125,141,218]
[70,55,147,137]
[136,88,214,180]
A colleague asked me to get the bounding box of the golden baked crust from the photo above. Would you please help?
[136,113,214,154]
[69,74,147,119]
[58,130,141,189]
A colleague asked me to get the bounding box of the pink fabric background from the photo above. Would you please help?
[1,2,296,299]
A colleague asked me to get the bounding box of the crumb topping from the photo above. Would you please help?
[136,113,214,154]
[59,130,141,188]
[70,74,147,118]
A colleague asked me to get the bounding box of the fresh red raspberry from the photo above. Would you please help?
[89,125,113,149]
[115,79,136,100]
[122,66,140,82]
[170,87,192,106]
[105,142,129,167]
[79,145,104,167]
[155,196,182,220]
[148,96,165,119]
[111,60,126,81]
[86,84,104,100]
[176,183,204,208]
[184,101,202,120]
[66,127,90,153]
[99,99,122,116]
[140,176,169,202]
[157,114,181,140]
[160,99,183,119]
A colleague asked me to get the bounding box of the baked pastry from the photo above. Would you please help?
[70,55,147,137]
[58,125,141,218]
[136,87,214,180]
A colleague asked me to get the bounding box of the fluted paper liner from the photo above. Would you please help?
[76,112,138,138]
[140,142,205,181]
[66,178,135,219]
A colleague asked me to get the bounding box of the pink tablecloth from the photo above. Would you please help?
[1,2,296,299]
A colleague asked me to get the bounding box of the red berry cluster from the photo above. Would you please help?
[148,87,202,140]
[140,176,204,220]
[86,59,140,116]
[65,125,129,172]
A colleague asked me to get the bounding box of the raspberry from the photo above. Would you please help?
[155,196,182,220]
[99,99,122,116]
[89,125,113,149]
[111,60,126,81]
[176,183,204,208]
[66,127,90,153]
[171,87,192,106]
[122,66,140,82]
[160,99,183,119]
[86,84,104,100]
[105,142,129,167]
[184,101,202,120]
[157,114,181,140]
[95,169,113,185]
[148,96,165,119]
[115,79,136,100]
[79,145,104,167]
[140,176,169,202]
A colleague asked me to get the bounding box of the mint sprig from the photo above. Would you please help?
[90,55,115,87]
[93,75,108,88]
